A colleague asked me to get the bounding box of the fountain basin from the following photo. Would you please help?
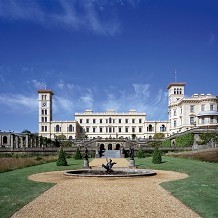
[64,168,156,178]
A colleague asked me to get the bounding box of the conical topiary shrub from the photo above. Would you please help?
[74,147,82,160]
[152,146,162,164]
[137,148,145,158]
[56,146,68,166]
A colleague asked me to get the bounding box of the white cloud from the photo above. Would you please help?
[0,93,37,112]
[52,81,168,121]
[0,0,123,36]
[31,80,47,89]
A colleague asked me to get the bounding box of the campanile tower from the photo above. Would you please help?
[38,89,54,138]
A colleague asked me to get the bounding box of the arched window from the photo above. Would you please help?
[177,88,179,94]
[69,125,73,132]
[149,135,152,139]
[148,124,153,132]
[108,144,112,150]
[109,117,112,123]
[174,88,176,94]
[3,136,7,144]
[160,124,166,132]
[69,136,73,140]
[55,125,60,132]
[179,88,182,94]
[115,144,120,150]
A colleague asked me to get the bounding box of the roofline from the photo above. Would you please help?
[167,82,186,90]
[37,89,54,95]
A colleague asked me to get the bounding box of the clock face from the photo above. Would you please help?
[42,102,47,107]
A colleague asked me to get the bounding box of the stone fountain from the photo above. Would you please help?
[64,148,156,178]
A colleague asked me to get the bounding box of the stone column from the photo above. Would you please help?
[25,135,29,148]
[15,136,19,148]
[0,135,2,147]
[10,134,14,149]
[20,137,24,148]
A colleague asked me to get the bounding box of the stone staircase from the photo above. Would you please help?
[102,150,121,158]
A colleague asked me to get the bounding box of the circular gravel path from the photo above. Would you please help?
[11,170,201,218]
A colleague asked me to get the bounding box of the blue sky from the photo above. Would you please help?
[0,0,217,133]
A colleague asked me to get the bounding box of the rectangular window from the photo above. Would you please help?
[125,127,128,132]
[109,127,112,133]
[41,126,44,132]
[174,110,176,116]
[86,119,89,123]
[174,120,177,127]
[100,127,102,133]
[201,118,205,124]
[132,119,135,123]
[100,119,102,123]
[190,117,195,124]
[86,127,89,133]
[45,126,47,132]
[80,127,83,133]
[139,127,142,132]
[190,105,194,113]
[93,119,96,123]
[210,104,214,111]
[125,119,128,123]
[201,105,205,111]
[80,119,82,123]
[119,127,122,133]
[93,127,96,133]
[119,119,122,123]
[139,119,142,123]
[210,116,214,124]
[132,127,135,133]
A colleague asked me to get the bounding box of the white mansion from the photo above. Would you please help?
[38,82,218,140]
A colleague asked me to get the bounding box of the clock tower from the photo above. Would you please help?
[38,89,54,138]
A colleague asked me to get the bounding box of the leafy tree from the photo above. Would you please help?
[152,146,162,164]
[153,133,165,139]
[176,133,194,147]
[56,134,67,140]
[74,147,82,160]
[56,146,68,166]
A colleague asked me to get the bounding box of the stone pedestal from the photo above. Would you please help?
[83,159,90,169]
[129,159,136,168]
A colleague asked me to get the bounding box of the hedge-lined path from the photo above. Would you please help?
[89,158,130,168]
[11,170,201,218]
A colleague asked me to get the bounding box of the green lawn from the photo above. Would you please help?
[0,159,83,218]
[0,157,217,218]
[136,157,218,218]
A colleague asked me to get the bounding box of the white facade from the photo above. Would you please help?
[167,83,218,134]
[38,82,218,139]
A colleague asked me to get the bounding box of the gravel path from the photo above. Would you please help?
[11,170,201,218]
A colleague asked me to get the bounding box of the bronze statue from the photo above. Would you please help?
[102,158,116,173]
[129,147,134,160]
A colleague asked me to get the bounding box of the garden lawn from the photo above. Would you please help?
[0,158,83,218]
[0,157,217,218]
[136,156,218,218]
